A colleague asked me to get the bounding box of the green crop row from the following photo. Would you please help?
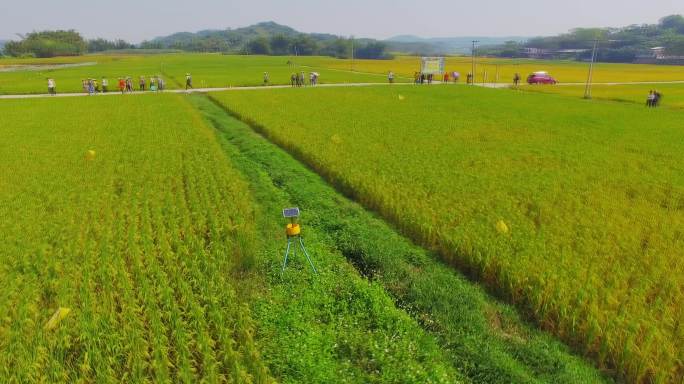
[209,85,684,383]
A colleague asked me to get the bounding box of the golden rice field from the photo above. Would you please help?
[519,83,684,108]
[307,55,684,83]
[210,85,684,383]
[0,94,274,382]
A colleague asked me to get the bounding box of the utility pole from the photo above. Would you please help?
[584,39,599,99]
[351,36,355,72]
[471,40,479,85]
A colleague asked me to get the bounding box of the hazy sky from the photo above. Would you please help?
[1,0,682,42]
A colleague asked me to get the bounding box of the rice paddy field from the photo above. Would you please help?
[4,92,609,384]
[3,53,684,96]
[0,54,388,95]
[210,85,684,383]
[518,83,684,109]
[311,55,684,83]
[2,52,684,383]
[0,94,276,382]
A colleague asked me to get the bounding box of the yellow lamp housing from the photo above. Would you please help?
[286,223,301,237]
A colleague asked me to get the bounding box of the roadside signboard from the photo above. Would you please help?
[421,57,445,74]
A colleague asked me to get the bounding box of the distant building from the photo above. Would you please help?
[634,47,684,65]
[521,47,552,59]
[521,47,587,60]
[651,47,666,59]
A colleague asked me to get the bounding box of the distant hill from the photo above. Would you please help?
[144,22,530,57]
[147,22,340,50]
[143,21,392,59]
[386,35,530,54]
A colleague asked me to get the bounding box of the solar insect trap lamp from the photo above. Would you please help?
[281,207,318,275]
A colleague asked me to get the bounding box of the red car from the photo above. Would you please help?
[527,71,557,84]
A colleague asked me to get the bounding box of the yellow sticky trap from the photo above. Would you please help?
[496,220,509,235]
[45,307,70,330]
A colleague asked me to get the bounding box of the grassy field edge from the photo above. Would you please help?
[194,93,610,383]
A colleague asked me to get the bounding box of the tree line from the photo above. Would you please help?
[481,15,684,63]
[2,30,136,58]
[2,26,391,60]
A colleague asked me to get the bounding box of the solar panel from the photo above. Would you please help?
[282,207,300,218]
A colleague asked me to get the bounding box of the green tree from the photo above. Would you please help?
[269,34,292,55]
[355,42,390,59]
[5,30,86,57]
[292,35,319,55]
[660,15,684,33]
[246,37,271,55]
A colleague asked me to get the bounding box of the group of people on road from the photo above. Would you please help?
[115,76,166,94]
[289,72,319,87]
[646,90,663,107]
[57,76,167,95]
[413,72,435,84]
[408,71,462,85]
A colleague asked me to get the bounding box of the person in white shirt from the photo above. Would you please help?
[47,78,56,95]
[101,77,108,93]
[388,71,395,84]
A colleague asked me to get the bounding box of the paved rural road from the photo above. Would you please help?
[3,80,684,99]
[0,82,416,99]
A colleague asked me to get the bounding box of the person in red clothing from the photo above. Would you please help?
[443,72,450,83]
[118,78,126,94]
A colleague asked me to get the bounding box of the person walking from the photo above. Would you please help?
[453,72,460,83]
[263,72,270,86]
[101,77,108,93]
[654,90,662,107]
[443,72,450,83]
[87,79,95,95]
[388,71,395,84]
[47,78,56,95]
[513,73,521,87]
[150,76,157,92]
[299,72,306,87]
[138,76,145,92]
[126,77,134,93]
[185,73,193,90]
[290,73,296,87]
[158,76,165,91]
[118,78,126,94]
